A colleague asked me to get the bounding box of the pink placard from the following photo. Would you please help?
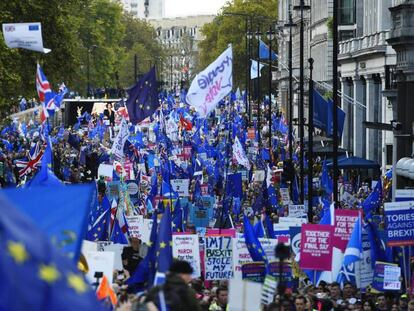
[333,209,360,252]
[206,228,236,238]
[300,224,333,271]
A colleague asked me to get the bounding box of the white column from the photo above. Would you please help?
[353,76,366,158]
[365,76,377,160]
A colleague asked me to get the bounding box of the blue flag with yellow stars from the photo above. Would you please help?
[127,213,158,288]
[154,205,173,285]
[126,67,159,124]
[3,184,97,262]
[243,215,268,263]
[0,193,103,311]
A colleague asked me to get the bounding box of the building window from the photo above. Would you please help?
[339,0,355,25]
[339,30,355,41]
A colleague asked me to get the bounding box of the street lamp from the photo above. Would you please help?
[255,29,262,147]
[266,27,276,151]
[247,30,254,123]
[86,44,98,97]
[294,0,311,204]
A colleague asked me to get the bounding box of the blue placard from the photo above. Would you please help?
[384,201,414,246]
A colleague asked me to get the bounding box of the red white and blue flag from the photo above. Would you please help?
[15,142,44,177]
[36,63,52,123]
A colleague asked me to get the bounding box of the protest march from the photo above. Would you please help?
[1,16,413,311]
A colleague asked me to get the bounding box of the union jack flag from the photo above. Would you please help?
[109,199,129,237]
[15,142,44,177]
[36,64,52,122]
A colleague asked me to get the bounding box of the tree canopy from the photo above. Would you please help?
[198,0,278,90]
[0,0,163,112]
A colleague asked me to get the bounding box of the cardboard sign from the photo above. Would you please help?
[384,201,414,246]
[280,188,290,205]
[333,209,360,252]
[100,243,126,271]
[383,265,401,290]
[288,204,308,218]
[204,236,233,280]
[125,215,144,239]
[300,224,333,271]
[372,261,400,292]
[172,234,201,277]
[85,251,115,285]
[242,262,266,283]
[278,217,308,226]
[98,164,114,181]
[171,179,190,196]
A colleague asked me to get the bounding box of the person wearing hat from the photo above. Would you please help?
[144,260,201,311]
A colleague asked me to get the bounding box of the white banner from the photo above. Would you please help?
[232,136,250,169]
[111,118,129,160]
[186,46,233,117]
[172,234,201,277]
[2,23,51,53]
[288,204,308,218]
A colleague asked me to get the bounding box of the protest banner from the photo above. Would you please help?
[233,237,253,279]
[171,179,190,196]
[372,261,400,292]
[241,262,266,283]
[289,226,302,258]
[333,209,360,252]
[383,265,401,290]
[229,278,263,311]
[125,215,144,239]
[204,236,233,280]
[268,260,293,288]
[125,180,140,204]
[280,188,290,206]
[98,164,114,181]
[100,243,126,271]
[85,251,115,284]
[299,224,333,271]
[359,228,374,289]
[395,189,414,202]
[288,205,308,218]
[384,201,414,246]
[278,217,308,226]
[186,46,233,117]
[173,234,201,277]
[273,226,291,244]
[261,275,278,305]
[2,22,51,53]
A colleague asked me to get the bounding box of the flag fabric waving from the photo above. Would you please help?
[186,45,233,117]
[232,136,250,169]
[126,67,159,124]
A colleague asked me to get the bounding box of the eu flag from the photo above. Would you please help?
[154,205,173,285]
[126,67,159,124]
[243,215,267,263]
[127,213,158,288]
[0,193,103,310]
[3,184,97,261]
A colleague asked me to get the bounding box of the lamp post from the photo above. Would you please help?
[332,0,339,207]
[256,28,262,147]
[266,27,275,151]
[284,8,297,161]
[294,0,310,204]
[308,58,314,221]
[247,30,253,123]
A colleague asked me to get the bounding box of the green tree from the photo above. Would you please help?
[0,0,163,116]
[198,0,278,89]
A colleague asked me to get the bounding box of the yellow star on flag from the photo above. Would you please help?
[67,273,87,294]
[252,243,257,249]
[160,241,166,249]
[39,264,60,283]
[147,241,152,247]
[8,241,28,264]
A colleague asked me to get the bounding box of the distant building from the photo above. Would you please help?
[149,15,215,89]
[117,0,165,19]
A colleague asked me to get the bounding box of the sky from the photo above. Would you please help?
[165,0,228,17]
